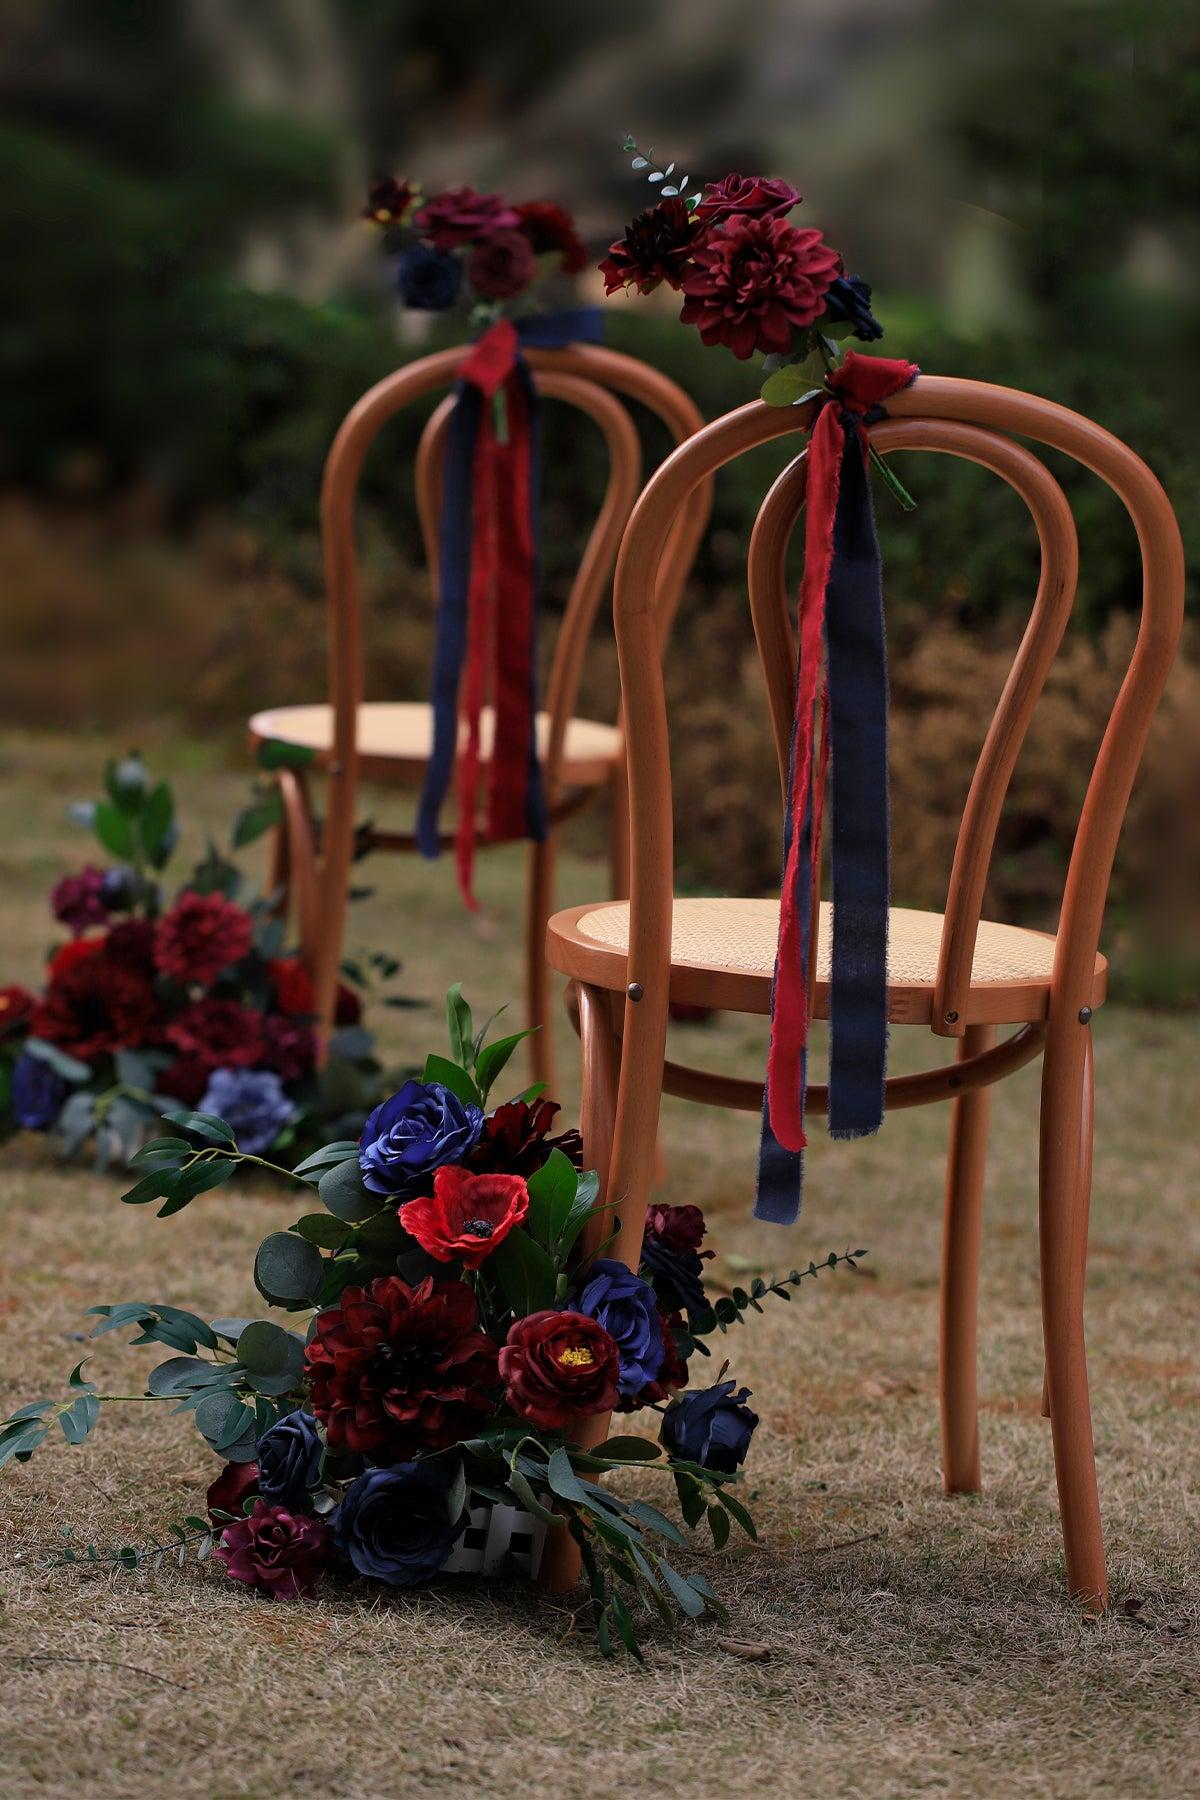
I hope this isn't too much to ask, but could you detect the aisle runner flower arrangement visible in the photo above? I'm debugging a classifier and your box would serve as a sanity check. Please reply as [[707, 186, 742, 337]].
[[0, 751, 404, 1170], [1, 988, 863, 1659]]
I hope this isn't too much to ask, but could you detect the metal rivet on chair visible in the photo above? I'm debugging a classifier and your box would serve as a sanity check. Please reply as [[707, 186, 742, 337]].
[[626, 981, 644, 1002], [1078, 1005, 1093, 1024], [944, 1009, 959, 1024]]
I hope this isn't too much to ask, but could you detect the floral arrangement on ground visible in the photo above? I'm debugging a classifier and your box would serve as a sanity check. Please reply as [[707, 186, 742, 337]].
[[0, 747, 409, 1171], [2, 987, 864, 1659]]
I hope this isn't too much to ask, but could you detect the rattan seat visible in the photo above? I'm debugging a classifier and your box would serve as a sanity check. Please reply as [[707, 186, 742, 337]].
[[547, 896, 1107, 1024]]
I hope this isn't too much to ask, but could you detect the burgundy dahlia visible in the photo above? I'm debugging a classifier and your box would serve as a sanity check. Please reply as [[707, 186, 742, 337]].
[[51, 866, 109, 935], [31, 949, 162, 1062], [470, 1097, 582, 1176], [305, 1276, 498, 1459], [679, 215, 841, 359], [154, 891, 254, 986], [694, 172, 802, 223], [363, 175, 419, 228], [467, 228, 538, 300], [514, 200, 588, 274], [258, 1012, 317, 1084], [215, 1501, 330, 1601], [599, 196, 707, 295], [167, 997, 263, 1070], [414, 186, 519, 249]]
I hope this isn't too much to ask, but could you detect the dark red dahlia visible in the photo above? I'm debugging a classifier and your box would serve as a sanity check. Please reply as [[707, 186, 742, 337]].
[[363, 175, 419, 228], [258, 1013, 316, 1084], [694, 173, 802, 224], [0, 985, 36, 1037], [470, 1097, 582, 1177], [31, 948, 163, 1062], [158, 1055, 212, 1107], [305, 1275, 498, 1459], [414, 186, 519, 249], [617, 1309, 689, 1412], [166, 997, 264, 1070], [154, 891, 254, 986], [215, 1500, 330, 1601], [599, 196, 708, 295], [514, 200, 588, 274], [679, 216, 841, 358], [467, 229, 538, 300]]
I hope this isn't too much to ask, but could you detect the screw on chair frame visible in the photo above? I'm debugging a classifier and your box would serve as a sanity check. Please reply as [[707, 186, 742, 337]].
[[260, 343, 711, 1088], [538, 377, 1184, 1605]]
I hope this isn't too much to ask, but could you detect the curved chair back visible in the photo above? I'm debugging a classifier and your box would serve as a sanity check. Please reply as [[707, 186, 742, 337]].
[[604, 378, 1183, 1189], [312, 342, 712, 1017]]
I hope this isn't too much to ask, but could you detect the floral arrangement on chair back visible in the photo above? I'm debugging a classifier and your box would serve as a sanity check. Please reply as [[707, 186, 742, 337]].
[[0, 748, 402, 1170], [1, 984, 864, 1658]]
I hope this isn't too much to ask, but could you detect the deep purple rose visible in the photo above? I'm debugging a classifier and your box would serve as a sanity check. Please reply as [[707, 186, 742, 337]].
[[565, 1258, 664, 1398], [359, 1079, 484, 1199], [199, 1067, 296, 1156], [50, 866, 109, 935], [822, 273, 884, 342], [661, 1380, 759, 1473], [10, 1053, 68, 1130], [215, 1500, 330, 1600], [396, 242, 463, 311], [255, 1410, 324, 1509], [333, 1463, 466, 1587]]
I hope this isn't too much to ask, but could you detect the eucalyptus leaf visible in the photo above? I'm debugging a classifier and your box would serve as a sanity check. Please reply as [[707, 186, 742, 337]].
[[317, 1156, 381, 1223], [253, 1231, 324, 1306]]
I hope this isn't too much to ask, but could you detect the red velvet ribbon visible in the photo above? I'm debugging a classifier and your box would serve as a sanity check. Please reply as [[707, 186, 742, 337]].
[[765, 352, 919, 1153]]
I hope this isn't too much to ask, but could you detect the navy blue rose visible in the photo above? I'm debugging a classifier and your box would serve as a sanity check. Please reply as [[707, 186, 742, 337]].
[[566, 1258, 665, 1398], [333, 1463, 466, 1587], [359, 1079, 484, 1199], [255, 1409, 324, 1509], [11, 1053, 68, 1131], [640, 1235, 712, 1324], [397, 243, 463, 312], [199, 1067, 296, 1157], [661, 1380, 759, 1473], [822, 274, 883, 342]]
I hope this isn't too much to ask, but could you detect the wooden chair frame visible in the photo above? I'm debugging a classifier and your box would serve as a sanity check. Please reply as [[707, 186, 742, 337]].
[[540, 377, 1184, 1605], [257, 343, 711, 1087]]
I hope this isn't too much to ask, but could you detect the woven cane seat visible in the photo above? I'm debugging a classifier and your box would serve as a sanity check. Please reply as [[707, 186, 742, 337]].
[[248, 702, 620, 786], [546, 897, 1107, 1025]]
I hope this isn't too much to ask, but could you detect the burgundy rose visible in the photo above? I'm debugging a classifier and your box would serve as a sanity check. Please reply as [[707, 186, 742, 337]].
[[51, 866, 108, 935], [0, 985, 36, 1037], [414, 186, 519, 249], [680, 215, 841, 359], [645, 1202, 712, 1260], [215, 1501, 330, 1600], [206, 1459, 259, 1523], [154, 891, 254, 986], [31, 948, 163, 1062], [514, 200, 587, 274], [158, 1055, 211, 1107], [599, 196, 708, 295], [259, 1012, 316, 1084], [470, 1097, 582, 1176], [467, 229, 538, 300], [167, 997, 264, 1070], [499, 1310, 620, 1431], [305, 1275, 498, 1459], [695, 173, 802, 223], [617, 1310, 689, 1412], [399, 1166, 529, 1269], [363, 175, 419, 228]]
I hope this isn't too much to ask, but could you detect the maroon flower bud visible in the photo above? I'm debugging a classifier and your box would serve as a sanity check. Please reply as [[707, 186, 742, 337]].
[[363, 176, 419, 228]]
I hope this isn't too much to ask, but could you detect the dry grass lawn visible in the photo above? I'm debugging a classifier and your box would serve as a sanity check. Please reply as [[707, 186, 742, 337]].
[[1, 732, 1198, 1799]]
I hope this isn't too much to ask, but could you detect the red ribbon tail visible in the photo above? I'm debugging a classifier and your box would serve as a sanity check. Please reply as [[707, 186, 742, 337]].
[[486, 369, 536, 843], [454, 406, 500, 909]]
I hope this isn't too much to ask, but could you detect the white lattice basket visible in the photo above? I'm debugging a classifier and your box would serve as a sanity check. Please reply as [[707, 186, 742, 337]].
[[443, 1497, 547, 1580]]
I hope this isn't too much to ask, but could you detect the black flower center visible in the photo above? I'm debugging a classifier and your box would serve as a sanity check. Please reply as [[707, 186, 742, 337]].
[[371, 1340, 434, 1384], [463, 1218, 495, 1239]]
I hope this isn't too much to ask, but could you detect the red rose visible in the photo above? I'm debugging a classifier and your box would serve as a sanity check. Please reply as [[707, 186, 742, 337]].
[[215, 1500, 330, 1600], [467, 229, 538, 300], [267, 956, 361, 1025], [0, 985, 36, 1037], [499, 1310, 620, 1431], [167, 996, 263, 1070], [645, 1202, 711, 1260], [617, 1310, 689, 1412], [363, 175, 418, 228], [694, 173, 802, 223], [305, 1275, 498, 1459], [158, 1055, 211, 1107], [259, 1013, 316, 1084], [514, 200, 587, 274], [680, 215, 841, 359], [599, 196, 708, 296], [154, 891, 254, 986], [206, 1459, 259, 1523], [47, 936, 104, 983], [414, 186, 519, 249], [470, 1097, 582, 1176], [32, 947, 163, 1062], [399, 1166, 529, 1268]]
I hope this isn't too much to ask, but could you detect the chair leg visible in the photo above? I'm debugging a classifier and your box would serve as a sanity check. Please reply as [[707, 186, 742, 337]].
[[536, 982, 621, 1597], [275, 769, 320, 968], [1042, 1030, 1093, 1418], [939, 1021, 996, 1495], [525, 835, 557, 1093], [1040, 1015, 1106, 1609], [312, 761, 356, 1053]]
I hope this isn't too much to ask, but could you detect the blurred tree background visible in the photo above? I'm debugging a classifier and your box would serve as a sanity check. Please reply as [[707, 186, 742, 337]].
[[0, 0, 1196, 992]]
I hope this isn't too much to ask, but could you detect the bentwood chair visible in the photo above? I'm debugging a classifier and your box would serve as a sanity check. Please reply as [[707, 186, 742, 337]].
[[540, 378, 1183, 1606], [250, 344, 710, 1087]]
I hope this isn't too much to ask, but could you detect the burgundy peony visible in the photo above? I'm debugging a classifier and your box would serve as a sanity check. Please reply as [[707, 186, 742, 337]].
[[617, 1310, 689, 1412], [694, 172, 802, 223], [0, 985, 36, 1037], [470, 1097, 582, 1176], [154, 891, 254, 986], [215, 1500, 330, 1600], [467, 229, 538, 300], [363, 175, 419, 227], [645, 1201, 712, 1260], [305, 1275, 498, 1459], [206, 1459, 259, 1522], [167, 997, 264, 1070], [514, 200, 588, 274], [51, 866, 109, 935], [414, 186, 519, 248], [32, 947, 162, 1062], [599, 197, 708, 295], [680, 215, 841, 359], [499, 1309, 620, 1430], [259, 1012, 317, 1084], [399, 1166, 529, 1269]]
